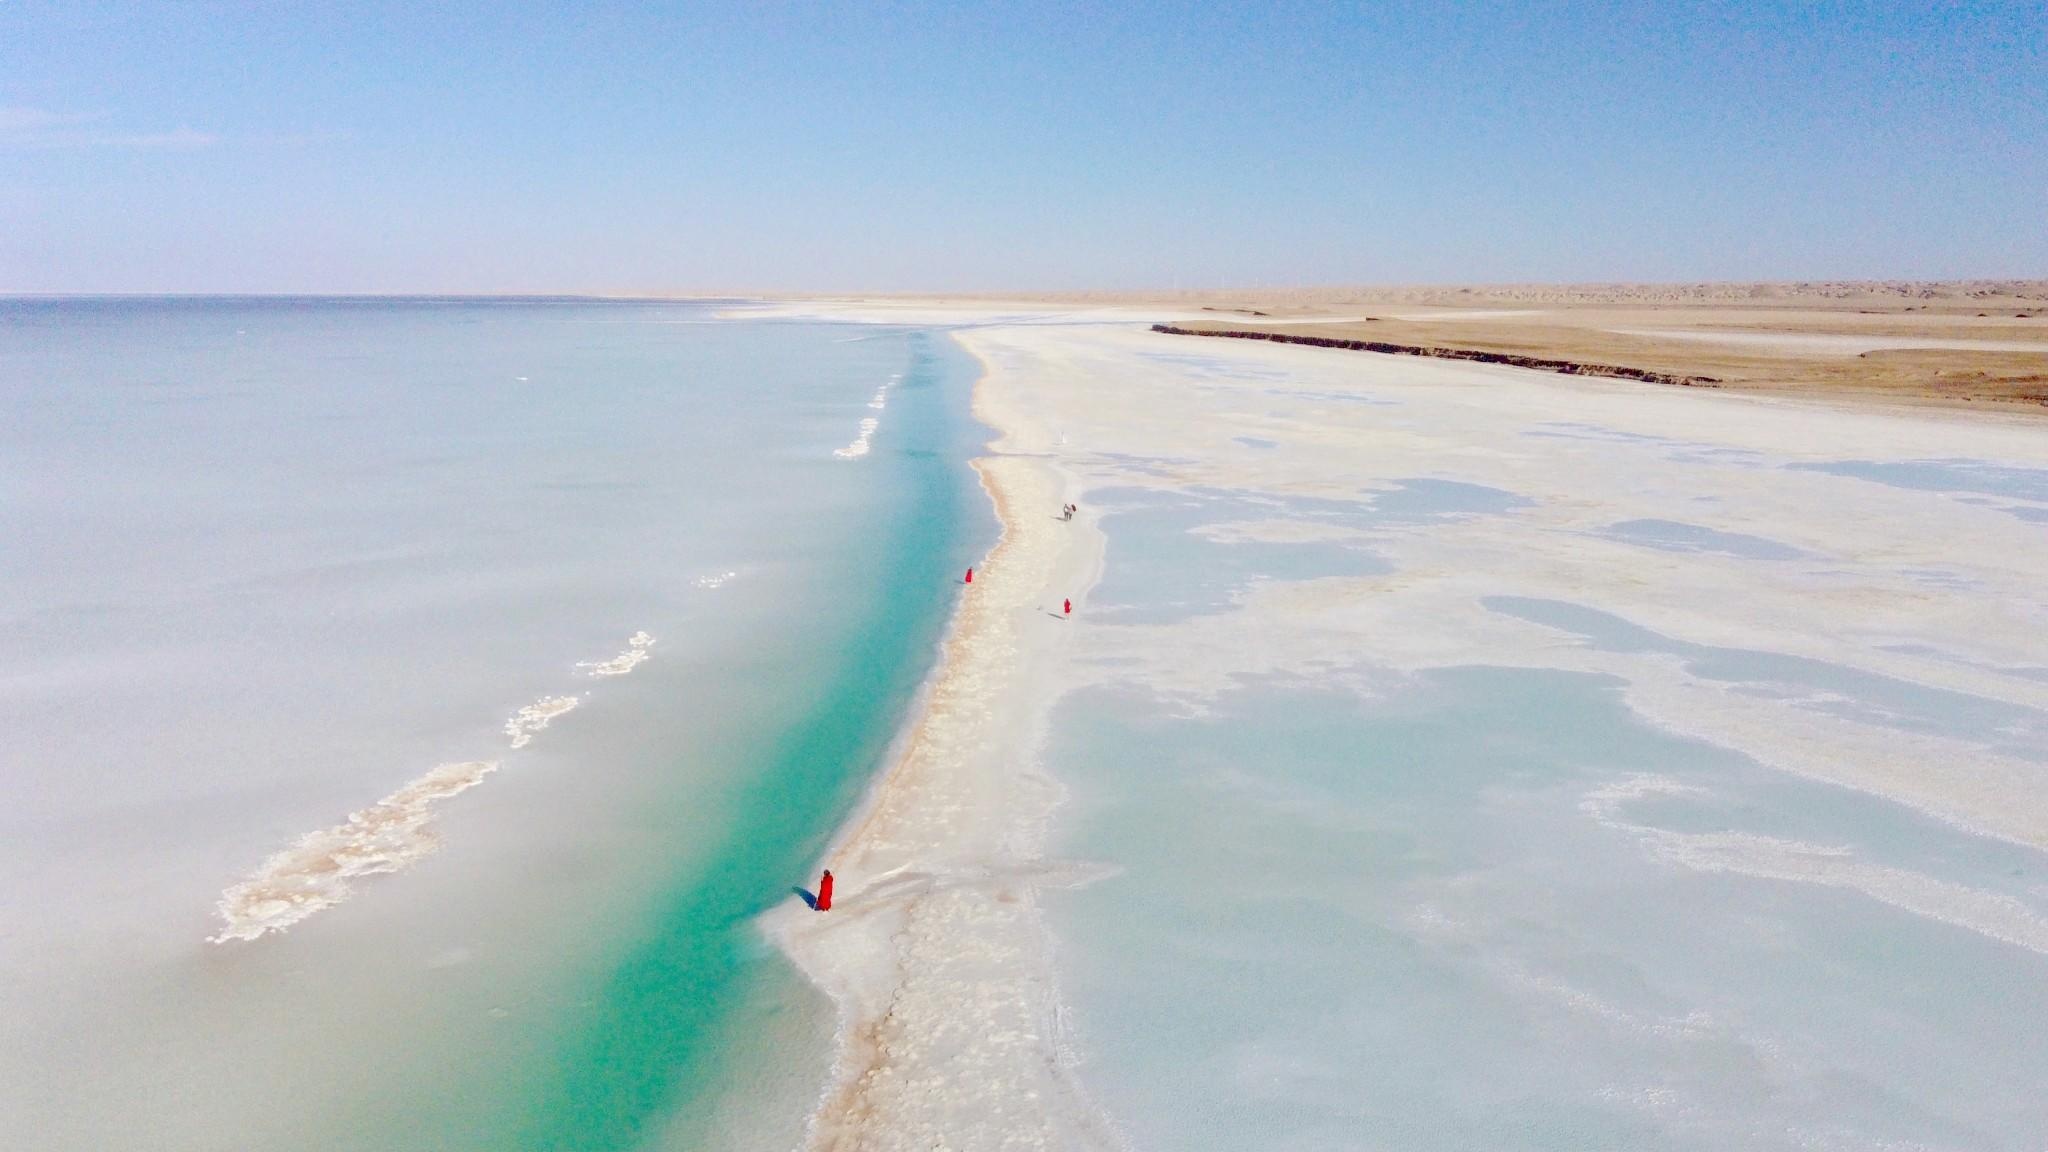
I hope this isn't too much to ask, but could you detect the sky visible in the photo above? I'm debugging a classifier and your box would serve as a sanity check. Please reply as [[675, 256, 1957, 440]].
[[2, 1, 2043, 293]]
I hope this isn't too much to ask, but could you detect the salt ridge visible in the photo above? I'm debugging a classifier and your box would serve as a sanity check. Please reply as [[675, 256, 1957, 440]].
[[209, 760, 499, 943], [211, 631, 657, 943], [577, 631, 656, 677], [833, 374, 900, 459], [504, 694, 580, 748]]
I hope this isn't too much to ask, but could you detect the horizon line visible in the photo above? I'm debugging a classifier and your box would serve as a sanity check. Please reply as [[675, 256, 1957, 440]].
[[6, 277, 2048, 303]]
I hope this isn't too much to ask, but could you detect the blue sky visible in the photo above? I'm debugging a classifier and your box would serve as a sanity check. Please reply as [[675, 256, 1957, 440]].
[[2, 1, 2042, 293]]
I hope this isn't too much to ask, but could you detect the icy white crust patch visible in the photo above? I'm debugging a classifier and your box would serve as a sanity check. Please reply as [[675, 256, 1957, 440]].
[[696, 570, 738, 590], [1585, 776, 2048, 956], [833, 374, 899, 459], [504, 695, 580, 748], [209, 760, 498, 943], [577, 631, 655, 677]]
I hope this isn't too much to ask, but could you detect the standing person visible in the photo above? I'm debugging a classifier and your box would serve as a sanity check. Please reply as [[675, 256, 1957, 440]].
[[1063, 598, 1071, 615], [816, 869, 834, 912]]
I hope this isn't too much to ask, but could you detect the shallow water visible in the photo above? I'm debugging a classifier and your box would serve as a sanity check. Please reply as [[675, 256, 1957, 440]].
[[1787, 458, 2048, 525], [1486, 596, 2048, 759], [1087, 479, 1528, 626], [1596, 518, 1809, 560], [0, 298, 992, 1150], [1087, 488, 1388, 625], [1048, 668, 2048, 1151]]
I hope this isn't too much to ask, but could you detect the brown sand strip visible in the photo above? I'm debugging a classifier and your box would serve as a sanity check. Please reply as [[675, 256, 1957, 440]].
[[1152, 323, 1722, 388]]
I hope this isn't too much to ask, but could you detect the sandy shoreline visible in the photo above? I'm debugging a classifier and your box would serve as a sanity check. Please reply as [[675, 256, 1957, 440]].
[[764, 336, 1115, 1150]]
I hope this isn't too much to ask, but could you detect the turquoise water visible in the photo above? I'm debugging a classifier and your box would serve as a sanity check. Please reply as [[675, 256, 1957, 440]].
[[0, 299, 992, 1150], [502, 329, 991, 1152]]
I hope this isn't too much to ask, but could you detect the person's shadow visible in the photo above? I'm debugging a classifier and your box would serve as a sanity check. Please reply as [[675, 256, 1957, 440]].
[[791, 885, 819, 910]]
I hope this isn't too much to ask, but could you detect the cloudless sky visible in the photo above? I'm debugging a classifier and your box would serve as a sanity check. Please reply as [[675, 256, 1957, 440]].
[[2, 1, 2043, 293]]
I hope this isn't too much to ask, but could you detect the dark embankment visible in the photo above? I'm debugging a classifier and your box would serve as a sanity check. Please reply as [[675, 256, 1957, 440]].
[[1152, 324, 1722, 388]]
